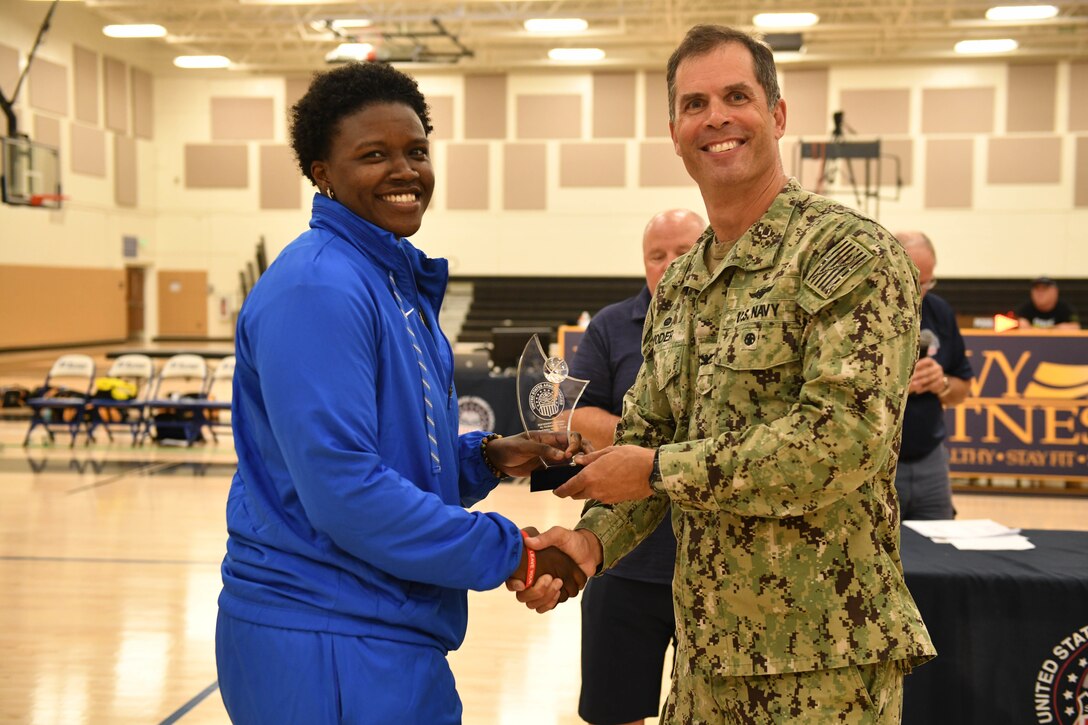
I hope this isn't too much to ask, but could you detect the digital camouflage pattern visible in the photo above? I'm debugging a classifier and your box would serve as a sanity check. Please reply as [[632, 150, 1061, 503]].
[[662, 656, 906, 723], [577, 179, 936, 680]]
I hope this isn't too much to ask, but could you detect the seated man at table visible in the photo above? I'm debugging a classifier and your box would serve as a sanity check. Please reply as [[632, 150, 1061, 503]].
[[1016, 277, 1081, 330]]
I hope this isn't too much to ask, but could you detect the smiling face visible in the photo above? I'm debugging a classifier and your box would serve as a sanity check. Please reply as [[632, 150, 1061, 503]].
[[310, 102, 434, 239], [669, 42, 786, 197]]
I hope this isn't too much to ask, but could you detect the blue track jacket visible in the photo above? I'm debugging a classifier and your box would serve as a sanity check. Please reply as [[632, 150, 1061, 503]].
[[219, 194, 523, 652]]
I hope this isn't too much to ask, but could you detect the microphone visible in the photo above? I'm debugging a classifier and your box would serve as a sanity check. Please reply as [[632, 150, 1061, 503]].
[[918, 329, 939, 360]]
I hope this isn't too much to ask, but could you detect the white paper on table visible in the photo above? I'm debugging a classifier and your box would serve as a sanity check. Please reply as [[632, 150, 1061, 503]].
[[948, 534, 1035, 551], [903, 518, 1020, 541]]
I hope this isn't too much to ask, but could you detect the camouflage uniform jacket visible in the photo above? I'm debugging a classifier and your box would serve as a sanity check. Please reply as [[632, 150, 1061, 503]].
[[577, 179, 936, 677]]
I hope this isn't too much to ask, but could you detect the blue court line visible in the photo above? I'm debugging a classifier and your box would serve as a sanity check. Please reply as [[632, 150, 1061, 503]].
[[159, 681, 220, 725], [0, 554, 219, 566]]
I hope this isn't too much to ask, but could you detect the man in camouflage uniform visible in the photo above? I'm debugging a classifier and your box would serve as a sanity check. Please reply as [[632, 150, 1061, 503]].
[[515, 24, 935, 723]]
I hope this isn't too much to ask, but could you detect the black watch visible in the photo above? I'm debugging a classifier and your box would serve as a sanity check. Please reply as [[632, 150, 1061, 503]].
[[648, 448, 664, 492]]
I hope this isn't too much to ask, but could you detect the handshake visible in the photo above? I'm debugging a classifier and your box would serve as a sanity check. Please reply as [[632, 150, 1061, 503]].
[[504, 526, 604, 613]]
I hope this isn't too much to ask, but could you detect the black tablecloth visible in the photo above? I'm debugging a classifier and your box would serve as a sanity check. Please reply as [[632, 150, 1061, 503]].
[[900, 528, 1088, 725], [454, 370, 520, 436]]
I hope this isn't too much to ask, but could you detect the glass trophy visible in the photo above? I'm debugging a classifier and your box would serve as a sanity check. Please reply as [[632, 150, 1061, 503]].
[[516, 334, 589, 491]]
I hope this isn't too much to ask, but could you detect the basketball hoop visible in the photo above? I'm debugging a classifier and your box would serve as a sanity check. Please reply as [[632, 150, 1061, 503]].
[[28, 193, 67, 207]]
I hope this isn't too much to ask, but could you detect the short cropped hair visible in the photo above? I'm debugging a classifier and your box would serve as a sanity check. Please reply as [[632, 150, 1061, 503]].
[[666, 25, 781, 122], [290, 62, 432, 186]]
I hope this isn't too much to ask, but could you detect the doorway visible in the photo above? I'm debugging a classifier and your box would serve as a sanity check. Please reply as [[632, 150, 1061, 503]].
[[125, 266, 145, 341]]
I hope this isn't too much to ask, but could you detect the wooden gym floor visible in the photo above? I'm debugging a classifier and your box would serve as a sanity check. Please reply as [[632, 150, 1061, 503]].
[[1, 346, 1086, 724]]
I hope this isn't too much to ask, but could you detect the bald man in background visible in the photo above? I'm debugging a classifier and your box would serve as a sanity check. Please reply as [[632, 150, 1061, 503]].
[[568, 209, 705, 725], [895, 231, 973, 520]]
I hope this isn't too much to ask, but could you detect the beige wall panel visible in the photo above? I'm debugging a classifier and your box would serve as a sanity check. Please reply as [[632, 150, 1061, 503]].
[[34, 115, 61, 149], [0, 43, 18, 100], [429, 95, 454, 139], [502, 143, 546, 210], [922, 87, 994, 134], [286, 77, 310, 109], [639, 142, 694, 187], [881, 138, 913, 187], [132, 68, 153, 139], [114, 134, 137, 207], [593, 72, 636, 138], [839, 89, 909, 134], [1069, 63, 1088, 132], [72, 46, 98, 124], [795, 156, 824, 192], [103, 57, 128, 133], [70, 124, 106, 177], [987, 137, 1060, 184], [1006, 64, 1056, 133], [1076, 137, 1088, 207], [259, 145, 301, 209], [518, 94, 581, 139], [212, 97, 274, 141], [925, 139, 972, 208], [158, 270, 209, 338], [464, 75, 506, 139], [782, 69, 828, 137], [28, 57, 67, 116], [185, 144, 248, 188], [644, 71, 669, 138], [0, 266, 125, 348], [445, 144, 489, 210], [559, 143, 625, 187]]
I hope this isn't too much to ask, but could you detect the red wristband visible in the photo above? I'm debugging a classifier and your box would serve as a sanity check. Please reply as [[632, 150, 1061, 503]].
[[521, 530, 536, 588]]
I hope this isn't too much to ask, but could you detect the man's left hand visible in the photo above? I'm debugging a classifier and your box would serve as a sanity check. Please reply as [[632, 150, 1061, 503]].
[[553, 445, 655, 502]]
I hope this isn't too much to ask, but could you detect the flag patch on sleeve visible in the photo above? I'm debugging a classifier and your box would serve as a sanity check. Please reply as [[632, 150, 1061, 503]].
[[805, 238, 873, 299]]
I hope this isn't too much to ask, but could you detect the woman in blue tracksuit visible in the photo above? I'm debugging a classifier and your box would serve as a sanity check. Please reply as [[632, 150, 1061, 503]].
[[215, 62, 587, 724]]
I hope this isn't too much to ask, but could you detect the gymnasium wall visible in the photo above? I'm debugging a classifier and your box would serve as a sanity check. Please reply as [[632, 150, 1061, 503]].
[[0, 265, 125, 348], [1, 3, 1086, 345]]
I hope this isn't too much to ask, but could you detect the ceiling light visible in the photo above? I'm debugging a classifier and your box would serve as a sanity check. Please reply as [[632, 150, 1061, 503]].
[[525, 18, 588, 33], [173, 55, 231, 69], [326, 43, 376, 62], [330, 18, 373, 30], [238, 0, 329, 5], [103, 24, 167, 38], [548, 48, 605, 62], [954, 38, 1019, 53], [984, 5, 1059, 20], [308, 18, 373, 32], [753, 13, 819, 28]]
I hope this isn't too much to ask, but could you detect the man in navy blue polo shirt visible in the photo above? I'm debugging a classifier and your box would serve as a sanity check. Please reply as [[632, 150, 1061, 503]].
[[568, 208, 705, 725], [894, 231, 974, 520]]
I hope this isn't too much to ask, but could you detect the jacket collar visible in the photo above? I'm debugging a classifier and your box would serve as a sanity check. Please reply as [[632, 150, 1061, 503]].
[[308, 193, 448, 305]]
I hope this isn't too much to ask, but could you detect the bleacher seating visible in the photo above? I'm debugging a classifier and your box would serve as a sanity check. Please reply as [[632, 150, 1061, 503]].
[[935, 278, 1088, 324], [451, 276, 1088, 344], [453, 276, 645, 344]]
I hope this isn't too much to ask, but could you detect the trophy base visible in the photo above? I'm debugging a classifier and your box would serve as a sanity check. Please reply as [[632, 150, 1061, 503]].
[[529, 464, 581, 492]]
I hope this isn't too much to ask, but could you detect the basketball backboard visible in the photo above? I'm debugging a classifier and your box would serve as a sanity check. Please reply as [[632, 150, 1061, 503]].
[[1, 135, 62, 208]]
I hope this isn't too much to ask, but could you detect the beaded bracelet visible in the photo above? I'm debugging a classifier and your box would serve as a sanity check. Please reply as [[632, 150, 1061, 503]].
[[480, 433, 506, 480], [520, 529, 536, 588]]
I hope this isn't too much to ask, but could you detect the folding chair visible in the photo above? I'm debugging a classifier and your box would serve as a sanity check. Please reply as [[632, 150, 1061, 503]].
[[84, 354, 156, 446], [23, 354, 96, 447], [139, 354, 209, 446], [193, 355, 235, 444]]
